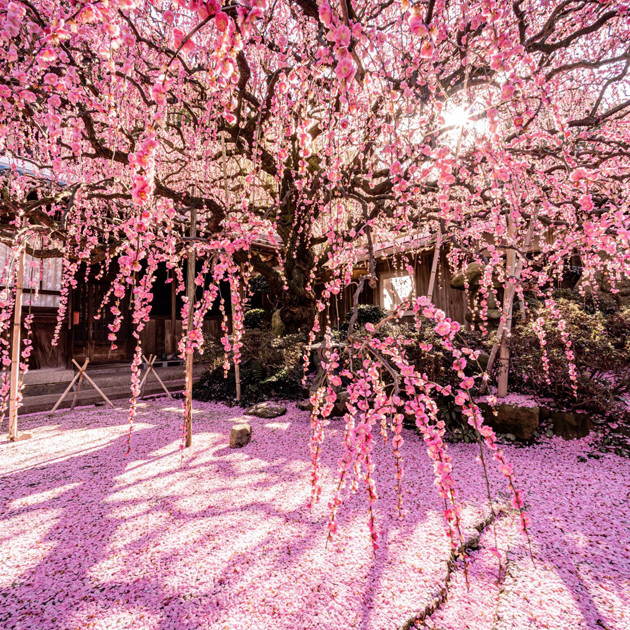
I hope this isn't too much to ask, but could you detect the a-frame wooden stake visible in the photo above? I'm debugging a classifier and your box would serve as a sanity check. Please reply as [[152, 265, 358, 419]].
[[49, 358, 115, 415], [139, 354, 173, 399]]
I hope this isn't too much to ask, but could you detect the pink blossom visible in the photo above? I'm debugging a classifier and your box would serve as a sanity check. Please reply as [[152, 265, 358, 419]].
[[408, 15, 428, 37], [579, 193, 594, 212], [215, 11, 229, 32], [335, 56, 356, 82]]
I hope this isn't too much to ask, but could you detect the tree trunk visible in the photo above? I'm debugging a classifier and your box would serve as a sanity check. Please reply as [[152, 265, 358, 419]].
[[265, 180, 318, 333]]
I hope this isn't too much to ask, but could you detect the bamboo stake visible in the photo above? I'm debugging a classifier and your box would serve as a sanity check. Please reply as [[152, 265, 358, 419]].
[[426, 225, 442, 301], [49, 358, 89, 415], [497, 214, 516, 398], [8, 249, 24, 441], [184, 206, 197, 448], [70, 359, 115, 408], [222, 134, 241, 403]]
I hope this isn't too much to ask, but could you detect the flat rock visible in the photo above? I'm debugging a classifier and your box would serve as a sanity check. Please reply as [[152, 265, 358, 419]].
[[246, 402, 287, 418], [296, 400, 312, 412], [552, 412, 590, 440], [479, 402, 539, 441], [332, 390, 349, 417], [230, 423, 252, 448]]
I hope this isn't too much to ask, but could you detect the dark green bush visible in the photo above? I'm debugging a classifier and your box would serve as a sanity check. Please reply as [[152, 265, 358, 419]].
[[244, 308, 269, 329], [193, 329, 309, 406], [347, 304, 387, 325], [249, 274, 271, 295], [509, 298, 630, 418]]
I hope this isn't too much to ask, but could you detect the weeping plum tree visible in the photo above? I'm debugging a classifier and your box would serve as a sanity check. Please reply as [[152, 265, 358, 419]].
[[1, 0, 630, 556]]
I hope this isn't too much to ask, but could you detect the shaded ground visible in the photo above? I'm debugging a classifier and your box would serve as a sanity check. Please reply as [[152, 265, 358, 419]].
[[0, 401, 628, 629]]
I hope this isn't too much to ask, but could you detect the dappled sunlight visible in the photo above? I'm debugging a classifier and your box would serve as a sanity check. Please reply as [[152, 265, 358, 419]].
[[1, 400, 629, 629]]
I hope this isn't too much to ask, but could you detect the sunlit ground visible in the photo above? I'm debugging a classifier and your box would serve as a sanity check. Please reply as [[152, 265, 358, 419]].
[[1, 400, 628, 629]]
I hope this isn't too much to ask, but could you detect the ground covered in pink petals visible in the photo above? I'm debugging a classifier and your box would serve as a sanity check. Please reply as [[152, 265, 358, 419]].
[[1, 400, 628, 630]]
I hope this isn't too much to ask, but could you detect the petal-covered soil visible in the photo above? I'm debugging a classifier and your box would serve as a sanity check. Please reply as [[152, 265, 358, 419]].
[[1, 400, 628, 630]]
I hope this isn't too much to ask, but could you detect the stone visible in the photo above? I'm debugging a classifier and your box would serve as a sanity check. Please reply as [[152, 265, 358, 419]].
[[479, 403, 539, 441], [297, 400, 312, 412], [230, 423, 251, 448], [332, 390, 349, 417], [551, 412, 590, 440], [271, 309, 285, 337], [246, 402, 287, 418], [451, 262, 487, 289]]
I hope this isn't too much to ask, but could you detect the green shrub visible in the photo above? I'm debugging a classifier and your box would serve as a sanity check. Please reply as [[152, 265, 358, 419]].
[[509, 298, 630, 418], [347, 304, 387, 325], [249, 274, 271, 295], [244, 308, 269, 329], [193, 329, 309, 406]]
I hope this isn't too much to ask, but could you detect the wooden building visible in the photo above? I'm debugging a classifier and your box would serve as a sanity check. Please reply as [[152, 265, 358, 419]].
[[0, 245, 226, 371], [323, 240, 468, 327]]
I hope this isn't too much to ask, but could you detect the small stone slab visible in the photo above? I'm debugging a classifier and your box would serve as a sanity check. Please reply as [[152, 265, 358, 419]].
[[246, 402, 287, 418], [230, 423, 252, 448], [552, 412, 590, 440], [332, 390, 349, 417], [479, 403, 539, 441], [296, 400, 312, 412]]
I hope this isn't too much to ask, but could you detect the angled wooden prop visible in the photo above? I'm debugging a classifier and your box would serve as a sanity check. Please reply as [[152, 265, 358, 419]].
[[139, 354, 173, 399], [49, 358, 115, 415]]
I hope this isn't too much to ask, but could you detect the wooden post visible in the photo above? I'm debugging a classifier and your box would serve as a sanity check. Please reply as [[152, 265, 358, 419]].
[[497, 214, 516, 398], [232, 280, 241, 403], [184, 206, 196, 448], [167, 269, 176, 357], [426, 225, 442, 301], [70, 368, 85, 410], [222, 134, 241, 403], [8, 249, 24, 441]]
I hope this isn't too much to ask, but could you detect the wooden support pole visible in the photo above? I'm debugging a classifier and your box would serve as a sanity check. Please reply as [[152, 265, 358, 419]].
[[49, 358, 115, 414], [426, 226, 442, 301], [483, 209, 539, 393], [168, 269, 176, 357], [70, 359, 115, 408], [232, 282, 241, 404], [184, 206, 197, 448], [222, 134, 241, 404], [70, 368, 85, 410], [497, 214, 516, 398], [8, 250, 25, 441]]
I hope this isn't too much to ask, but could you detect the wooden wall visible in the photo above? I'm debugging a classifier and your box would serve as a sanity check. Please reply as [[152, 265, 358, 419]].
[[319, 249, 468, 327], [138, 316, 222, 358], [413, 251, 467, 324], [26, 308, 68, 369]]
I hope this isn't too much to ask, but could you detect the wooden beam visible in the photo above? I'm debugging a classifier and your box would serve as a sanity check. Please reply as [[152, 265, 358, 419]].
[[8, 249, 25, 441], [426, 226, 442, 301], [184, 206, 196, 448], [497, 214, 516, 398]]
